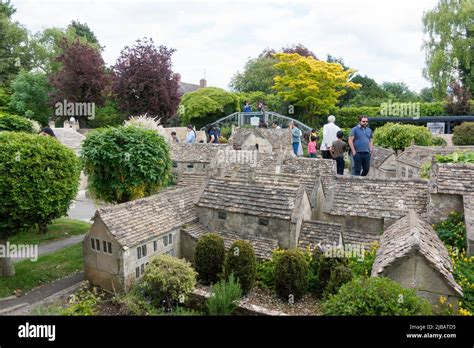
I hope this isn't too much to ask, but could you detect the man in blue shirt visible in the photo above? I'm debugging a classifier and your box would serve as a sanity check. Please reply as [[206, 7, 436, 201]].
[[348, 116, 373, 176], [243, 101, 252, 112]]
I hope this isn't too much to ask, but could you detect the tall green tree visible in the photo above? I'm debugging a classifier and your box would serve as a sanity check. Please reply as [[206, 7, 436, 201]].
[[9, 70, 52, 126], [229, 56, 278, 94], [381, 82, 419, 102], [423, 0, 474, 98], [0, 0, 31, 87], [67, 20, 99, 45]]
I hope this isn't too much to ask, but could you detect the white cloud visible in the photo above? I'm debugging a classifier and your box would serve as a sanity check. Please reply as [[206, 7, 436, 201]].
[[12, 0, 439, 92]]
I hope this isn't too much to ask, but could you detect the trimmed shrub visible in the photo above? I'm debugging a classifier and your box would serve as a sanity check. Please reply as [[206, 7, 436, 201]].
[[195, 233, 225, 285], [373, 123, 433, 152], [323, 277, 433, 315], [324, 265, 353, 296], [347, 242, 378, 278], [0, 132, 80, 238], [0, 112, 34, 133], [432, 136, 447, 146], [311, 247, 346, 296], [224, 240, 256, 294], [274, 249, 308, 302], [207, 273, 242, 315], [140, 254, 197, 310], [81, 125, 172, 203], [452, 123, 474, 146]]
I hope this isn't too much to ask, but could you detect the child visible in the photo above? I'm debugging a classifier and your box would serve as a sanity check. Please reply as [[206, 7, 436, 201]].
[[330, 131, 347, 175], [308, 135, 317, 158]]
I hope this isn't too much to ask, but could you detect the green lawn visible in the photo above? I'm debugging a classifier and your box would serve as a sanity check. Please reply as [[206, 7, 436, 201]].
[[8, 218, 91, 245], [0, 243, 83, 298]]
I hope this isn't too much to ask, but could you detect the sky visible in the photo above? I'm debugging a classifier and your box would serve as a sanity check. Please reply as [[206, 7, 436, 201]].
[[12, 0, 440, 92]]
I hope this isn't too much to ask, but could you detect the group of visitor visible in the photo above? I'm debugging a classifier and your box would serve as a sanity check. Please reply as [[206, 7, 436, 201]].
[[290, 115, 373, 176]]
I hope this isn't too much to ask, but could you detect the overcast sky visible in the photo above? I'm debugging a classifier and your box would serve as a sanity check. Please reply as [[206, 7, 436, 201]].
[[12, 0, 439, 92]]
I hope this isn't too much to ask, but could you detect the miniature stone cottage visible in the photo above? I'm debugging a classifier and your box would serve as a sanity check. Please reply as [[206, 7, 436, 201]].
[[372, 210, 463, 309]]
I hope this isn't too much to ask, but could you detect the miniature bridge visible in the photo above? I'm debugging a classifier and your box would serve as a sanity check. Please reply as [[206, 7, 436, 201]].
[[200, 111, 312, 132]]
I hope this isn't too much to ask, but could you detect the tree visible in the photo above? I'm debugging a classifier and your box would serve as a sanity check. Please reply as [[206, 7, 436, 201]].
[[447, 81, 472, 115], [230, 44, 318, 94], [9, 70, 52, 126], [0, 1, 31, 87], [80, 125, 172, 204], [229, 56, 278, 94], [0, 132, 80, 276], [423, 0, 474, 97], [178, 87, 239, 128], [381, 82, 419, 102], [338, 75, 389, 107], [49, 39, 108, 127], [0, 112, 34, 132], [419, 86, 437, 102], [272, 53, 361, 119], [67, 20, 99, 45], [112, 38, 180, 125]]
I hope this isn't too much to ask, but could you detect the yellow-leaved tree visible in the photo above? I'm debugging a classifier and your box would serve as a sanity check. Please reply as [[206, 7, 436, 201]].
[[272, 53, 361, 118]]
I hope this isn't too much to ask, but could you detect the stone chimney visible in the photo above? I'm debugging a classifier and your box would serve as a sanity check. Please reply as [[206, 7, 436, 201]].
[[200, 78, 207, 88]]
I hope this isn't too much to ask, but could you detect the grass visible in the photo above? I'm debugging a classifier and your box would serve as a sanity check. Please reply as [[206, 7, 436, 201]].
[[8, 218, 91, 245], [0, 243, 83, 298]]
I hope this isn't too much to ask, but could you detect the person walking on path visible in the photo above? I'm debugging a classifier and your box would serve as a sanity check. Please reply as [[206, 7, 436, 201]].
[[348, 116, 373, 176], [308, 135, 317, 158], [330, 131, 347, 175], [289, 121, 302, 156], [320, 115, 341, 159]]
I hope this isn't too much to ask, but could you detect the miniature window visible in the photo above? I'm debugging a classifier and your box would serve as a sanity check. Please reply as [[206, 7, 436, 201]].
[[142, 245, 147, 257], [172, 161, 178, 168], [187, 163, 194, 168], [163, 235, 169, 247], [258, 218, 269, 226], [91, 238, 95, 250], [103, 241, 107, 252], [137, 247, 142, 259], [107, 242, 112, 254], [153, 241, 158, 252], [218, 211, 227, 220], [135, 267, 140, 278], [96, 239, 101, 251], [140, 264, 145, 274], [401, 167, 406, 177], [168, 234, 172, 245], [407, 169, 413, 178]]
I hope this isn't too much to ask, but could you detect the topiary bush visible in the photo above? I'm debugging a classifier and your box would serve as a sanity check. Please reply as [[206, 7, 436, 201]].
[[195, 233, 225, 285], [373, 123, 433, 152], [81, 125, 172, 203], [452, 122, 474, 146], [0, 132, 80, 237], [207, 273, 242, 315], [0, 112, 34, 133], [324, 264, 353, 296], [431, 136, 447, 146], [311, 248, 346, 297], [274, 249, 308, 302], [224, 240, 256, 294], [140, 254, 197, 311], [323, 277, 433, 315]]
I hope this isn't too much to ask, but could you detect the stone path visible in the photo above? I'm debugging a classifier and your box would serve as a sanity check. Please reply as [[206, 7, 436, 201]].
[[0, 272, 84, 314], [13, 235, 85, 263]]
